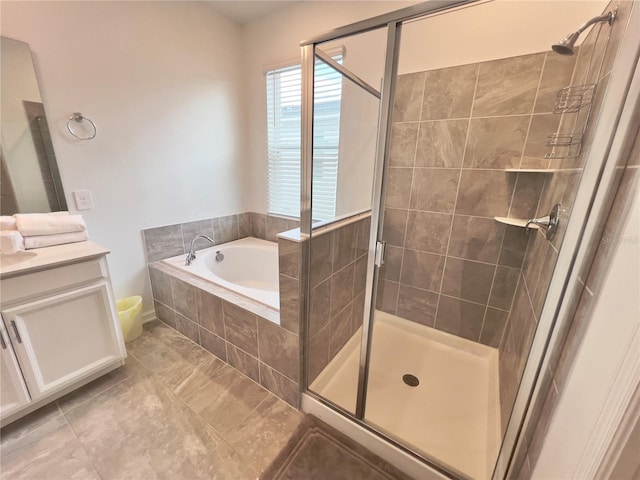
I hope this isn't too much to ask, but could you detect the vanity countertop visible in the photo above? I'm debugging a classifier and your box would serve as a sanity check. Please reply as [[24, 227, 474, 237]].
[[0, 241, 110, 279]]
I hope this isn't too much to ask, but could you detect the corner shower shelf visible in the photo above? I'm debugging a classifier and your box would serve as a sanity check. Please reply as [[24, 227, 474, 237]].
[[494, 217, 539, 229]]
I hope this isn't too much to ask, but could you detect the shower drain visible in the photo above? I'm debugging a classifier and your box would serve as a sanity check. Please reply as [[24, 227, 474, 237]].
[[402, 374, 419, 387]]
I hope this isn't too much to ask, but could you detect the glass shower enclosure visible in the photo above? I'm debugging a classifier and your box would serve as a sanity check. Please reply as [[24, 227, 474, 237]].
[[299, 1, 638, 479]]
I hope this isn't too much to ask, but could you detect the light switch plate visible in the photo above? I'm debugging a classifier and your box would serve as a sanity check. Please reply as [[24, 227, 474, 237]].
[[73, 190, 93, 210]]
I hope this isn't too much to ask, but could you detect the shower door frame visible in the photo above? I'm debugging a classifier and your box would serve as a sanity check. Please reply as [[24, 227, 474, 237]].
[[300, 1, 640, 479]]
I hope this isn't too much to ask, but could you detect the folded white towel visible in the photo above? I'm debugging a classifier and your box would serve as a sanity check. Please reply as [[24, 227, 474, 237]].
[[23, 231, 89, 250], [15, 213, 87, 237], [0, 231, 25, 254], [0, 216, 17, 231]]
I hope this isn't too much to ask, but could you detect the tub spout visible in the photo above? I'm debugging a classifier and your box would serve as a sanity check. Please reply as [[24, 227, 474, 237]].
[[186, 235, 214, 266]]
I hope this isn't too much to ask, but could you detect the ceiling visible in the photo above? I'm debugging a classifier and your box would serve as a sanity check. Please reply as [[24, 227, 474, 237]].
[[205, 1, 299, 25]]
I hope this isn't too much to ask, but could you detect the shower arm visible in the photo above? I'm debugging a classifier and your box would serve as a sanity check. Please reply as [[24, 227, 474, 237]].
[[572, 11, 614, 37]]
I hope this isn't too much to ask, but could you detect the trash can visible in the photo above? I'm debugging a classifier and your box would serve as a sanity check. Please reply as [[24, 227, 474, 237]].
[[117, 296, 143, 343]]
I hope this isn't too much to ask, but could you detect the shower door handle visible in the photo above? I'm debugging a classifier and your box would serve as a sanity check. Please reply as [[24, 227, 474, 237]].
[[374, 241, 387, 267]]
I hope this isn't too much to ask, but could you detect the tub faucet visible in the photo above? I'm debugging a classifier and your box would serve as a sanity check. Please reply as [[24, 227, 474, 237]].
[[185, 235, 214, 266]]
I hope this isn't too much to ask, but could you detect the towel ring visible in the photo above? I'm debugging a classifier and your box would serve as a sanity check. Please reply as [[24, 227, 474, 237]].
[[67, 112, 97, 140]]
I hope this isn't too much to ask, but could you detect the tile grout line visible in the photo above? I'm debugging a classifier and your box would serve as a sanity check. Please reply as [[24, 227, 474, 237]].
[[59, 405, 106, 480]]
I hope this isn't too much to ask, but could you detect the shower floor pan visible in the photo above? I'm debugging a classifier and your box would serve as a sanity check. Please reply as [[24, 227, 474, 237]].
[[310, 310, 501, 480]]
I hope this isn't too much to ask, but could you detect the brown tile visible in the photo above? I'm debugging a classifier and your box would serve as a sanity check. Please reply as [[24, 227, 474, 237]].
[[522, 232, 547, 299], [381, 208, 408, 247], [258, 317, 299, 381], [456, 170, 511, 217], [251, 212, 267, 239], [278, 237, 299, 279], [154, 301, 176, 329], [181, 219, 214, 252], [409, 168, 459, 213], [259, 365, 300, 408], [389, 123, 418, 167], [309, 279, 331, 338], [227, 394, 303, 472], [441, 257, 495, 304], [421, 63, 478, 120], [464, 116, 529, 169], [279, 274, 300, 334], [415, 119, 468, 168], [330, 303, 353, 358], [376, 280, 398, 314], [480, 308, 508, 348], [435, 295, 484, 342], [308, 326, 330, 384], [351, 292, 365, 335], [149, 266, 173, 307], [379, 245, 402, 282], [385, 167, 413, 209], [353, 254, 368, 296], [213, 215, 239, 245], [509, 173, 546, 220], [532, 243, 559, 318], [143, 224, 184, 263], [473, 53, 545, 116], [534, 52, 577, 113], [176, 313, 199, 344], [171, 277, 196, 321], [332, 222, 357, 272], [266, 216, 289, 242], [510, 278, 536, 354], [354, 216, 371, 257], [396, 285, 438, 327], [199, 327, 227, 362], [448, 215, 503, 263], [310, 231, 333, 287], [227, 344, 259, 383], [499, 226, 529, 268], [400, 249, 445, 292], [489, 266, 520, 310], [223, 301, 258, 357], [196, 289, 224, 337], [522, 114, 561, 163], [405, 210, 452, 254], [330, 263, 354, 317], [393, 72, 425, 122], [238, 213, 251, 238]]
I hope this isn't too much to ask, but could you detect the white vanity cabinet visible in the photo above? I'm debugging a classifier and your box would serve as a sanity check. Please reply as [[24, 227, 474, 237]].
[[0, 243, 126, 426]]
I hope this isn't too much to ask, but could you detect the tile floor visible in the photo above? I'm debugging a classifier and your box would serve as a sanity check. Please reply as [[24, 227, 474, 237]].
[[1, 321, 304, 480]]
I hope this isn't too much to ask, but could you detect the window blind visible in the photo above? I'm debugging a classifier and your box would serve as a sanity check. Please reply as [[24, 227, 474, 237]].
[[266, 57, 342, 221]]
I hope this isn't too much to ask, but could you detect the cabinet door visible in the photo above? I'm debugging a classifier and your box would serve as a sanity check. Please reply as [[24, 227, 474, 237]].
[[2, 283, 122, 401], [0, 324, 31, 420]]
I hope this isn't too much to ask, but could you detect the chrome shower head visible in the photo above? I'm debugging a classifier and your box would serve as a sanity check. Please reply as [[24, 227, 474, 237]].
[[552, 11, 615, 56]]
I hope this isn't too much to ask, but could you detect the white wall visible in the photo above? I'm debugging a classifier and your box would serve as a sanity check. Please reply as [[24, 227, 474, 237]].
[[244, 0, 609, 216], [1, 1, 246, 312]]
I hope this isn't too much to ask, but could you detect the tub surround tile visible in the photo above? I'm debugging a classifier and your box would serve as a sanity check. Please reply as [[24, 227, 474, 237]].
[[473, 53, 545, 116], [171, 277, 197, 320], [259, 364, 300, 409], [421, 63, 478, 120], [376, 280, 399, 314], [310, 230, 334, 287], [143, 224, 184, 263], [199, 327, 227, 362], [196, 288, 225, 337], [499, 227, 529, 268], [396, 285, 438, 327], [278, 237, 299, 279], [534, 52, 577, 113], [223, 301, 259, 357], [332, 222, 357, 272], [226, 344, 260, 383], [522, 114, 561, 164], [251, 212, 267, 240], [490, 266, 520, 311], [480, 308, 508, 348], [441, 257, 495, 305], [385, 168, 413, 210], [351, 292, 365, 335], [308, 326, 331, 384], [400, 249, 444, 292], [379, 245, 402, 282], [389, 123, 418, 167], [415, 119, 468, 168], [448, 216, 502, 264], [154, 300, 176, 329], [330, 263, 355, 318], [330, 303, 353, 358], [278, 274, 300, 334], [309, 278, 331, 338], [382, 208, 408, 247], [405, 211, 452, 255], [258, 317, 299, 381], [393, 72, 425, 122], [238, 213, 251, 238], [266, 216, 289, 242], [456, 170, 511, 217], [435, 295, 485, 342], [149, 266, 173, 307], [213, 215, 240, 245], [353, 255, 368, 296], [175, 313, 200, 344], [181, 219, 214, 252], [509, 173, 546, 220]]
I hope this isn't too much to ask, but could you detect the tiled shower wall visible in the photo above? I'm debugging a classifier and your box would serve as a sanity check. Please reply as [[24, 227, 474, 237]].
[[378, 48, 576, 347], [498, 0, 630, 438]]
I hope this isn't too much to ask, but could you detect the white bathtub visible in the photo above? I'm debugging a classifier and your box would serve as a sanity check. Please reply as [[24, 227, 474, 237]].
[[162, 237, 280, 311]]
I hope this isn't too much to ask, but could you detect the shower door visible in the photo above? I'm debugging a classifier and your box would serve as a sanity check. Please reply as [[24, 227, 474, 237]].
[[302, 1, 638, 479]]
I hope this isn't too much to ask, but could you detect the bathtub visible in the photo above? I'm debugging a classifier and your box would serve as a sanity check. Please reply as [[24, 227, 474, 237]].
[[162, 237, 280, 311]]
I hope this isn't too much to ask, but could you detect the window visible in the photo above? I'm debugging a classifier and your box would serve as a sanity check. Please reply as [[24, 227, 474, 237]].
[[266, 57, 342, 220]]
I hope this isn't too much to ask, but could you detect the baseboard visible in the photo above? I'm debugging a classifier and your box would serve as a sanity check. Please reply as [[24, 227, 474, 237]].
[[142, 309, 156, 324]]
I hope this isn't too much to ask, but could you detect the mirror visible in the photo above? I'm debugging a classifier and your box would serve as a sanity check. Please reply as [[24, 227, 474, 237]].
[[1, 36, 67, 215]]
